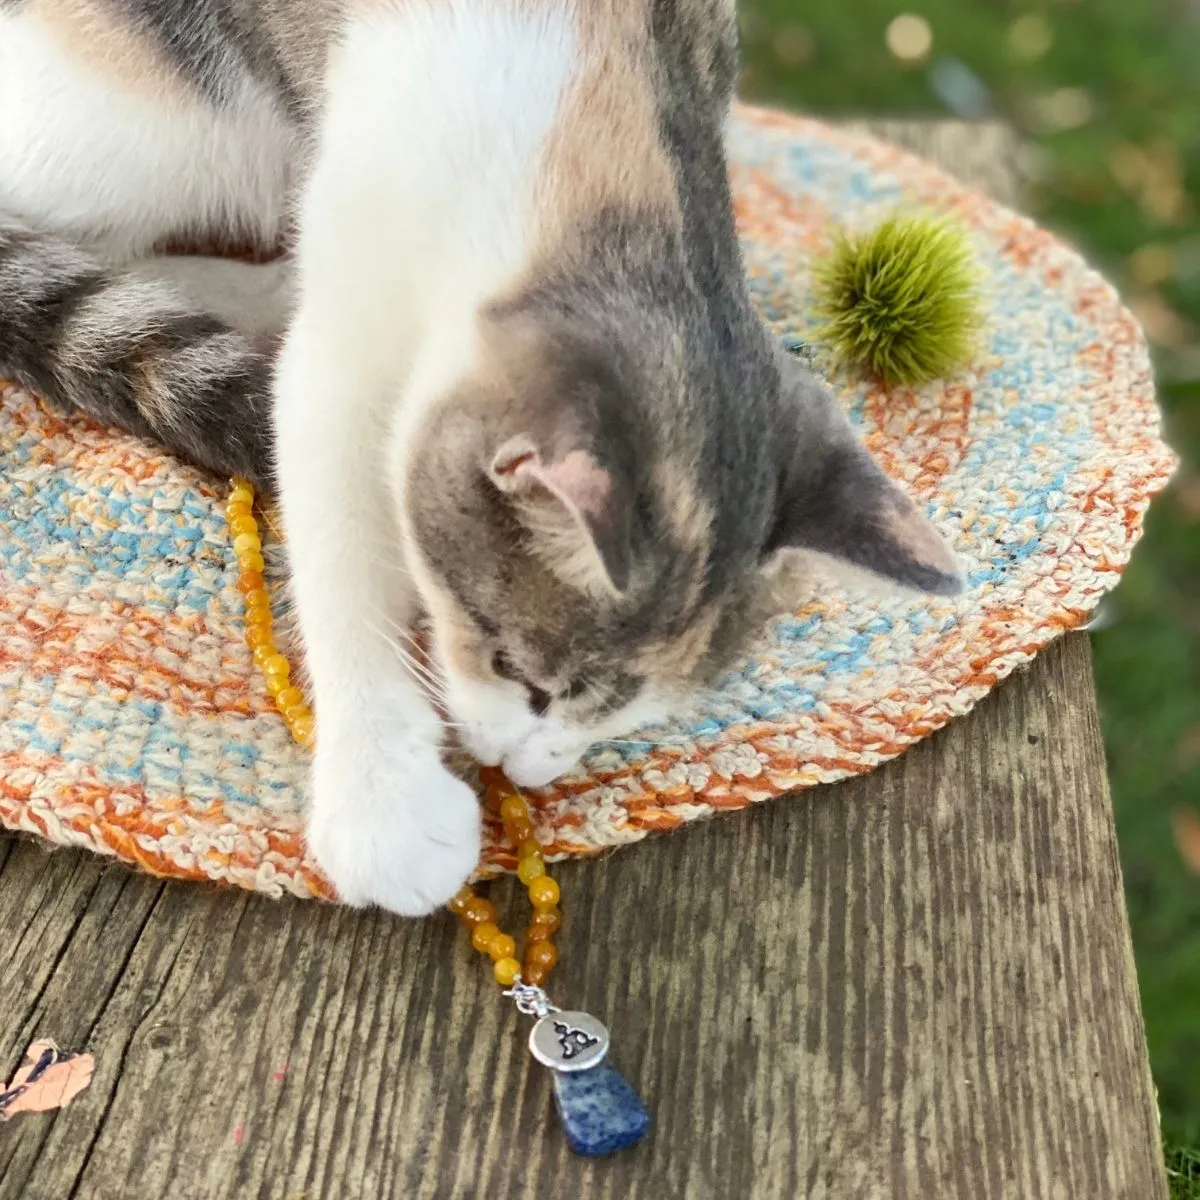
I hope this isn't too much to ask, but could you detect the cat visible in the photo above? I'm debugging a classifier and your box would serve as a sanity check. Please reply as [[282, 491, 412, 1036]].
[[0, 0, 963, 915]]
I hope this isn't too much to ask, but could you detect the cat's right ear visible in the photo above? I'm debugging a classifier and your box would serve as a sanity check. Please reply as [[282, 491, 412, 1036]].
[[476, 313, 639, 593], [487, 433, 633, 594]]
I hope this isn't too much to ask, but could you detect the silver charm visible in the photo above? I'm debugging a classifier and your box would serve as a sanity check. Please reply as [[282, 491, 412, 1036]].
[[529, 1011, 609, 1073], [502, 978, 649, 1156]]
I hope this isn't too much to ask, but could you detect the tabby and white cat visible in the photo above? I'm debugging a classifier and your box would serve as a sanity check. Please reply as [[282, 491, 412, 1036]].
[[0, 0, 962, 914]]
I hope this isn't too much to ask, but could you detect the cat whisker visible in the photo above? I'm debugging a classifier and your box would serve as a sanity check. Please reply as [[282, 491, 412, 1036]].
[[365, 604, 430, 654], [370, 603, 434, 658], [256, 503, 286, 542], [365, 616, 452, 706], [376, 615, 455, 701], [367, 553, 415, 579], [583, 680, 619, 712], [590, 734, 694, 749]]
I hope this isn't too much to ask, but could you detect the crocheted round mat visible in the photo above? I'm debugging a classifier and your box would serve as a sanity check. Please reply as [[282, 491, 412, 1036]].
[[0, 107, 1175, 900]]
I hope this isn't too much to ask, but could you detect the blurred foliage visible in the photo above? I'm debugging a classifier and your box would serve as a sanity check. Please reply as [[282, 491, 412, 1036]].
[[1168, 1143, 1200, 1200], [737, 0, 1200, 1160]]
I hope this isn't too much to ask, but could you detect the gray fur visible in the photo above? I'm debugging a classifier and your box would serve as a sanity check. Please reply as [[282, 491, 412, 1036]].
[[396, 1, 961, 711], [0, 0, 961, 721]]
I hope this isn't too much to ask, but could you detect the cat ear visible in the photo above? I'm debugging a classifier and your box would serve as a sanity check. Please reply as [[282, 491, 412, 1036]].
[[766, 362, 963, 596], [489, 434, 633, 593]]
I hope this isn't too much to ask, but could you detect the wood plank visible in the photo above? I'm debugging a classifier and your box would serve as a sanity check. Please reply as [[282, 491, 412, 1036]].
[[0, 122, 1166, 1199], [0, 637, 1164, 1199]]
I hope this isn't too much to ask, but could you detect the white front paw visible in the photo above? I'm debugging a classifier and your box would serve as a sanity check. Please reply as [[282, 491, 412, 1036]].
[[307, 739, 481, 916]]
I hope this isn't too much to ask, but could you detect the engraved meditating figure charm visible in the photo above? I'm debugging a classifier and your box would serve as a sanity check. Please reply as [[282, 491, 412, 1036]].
[[509, 984, 650, 1156], [554, 1021, 600, 1062]]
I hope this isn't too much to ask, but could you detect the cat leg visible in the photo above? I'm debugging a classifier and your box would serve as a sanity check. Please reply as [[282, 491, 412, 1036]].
[[0, 212, 277, 482], [273, 310, 482, 915]]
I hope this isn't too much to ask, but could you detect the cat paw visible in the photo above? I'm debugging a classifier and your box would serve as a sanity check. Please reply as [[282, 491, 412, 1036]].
[[307, 742, 481, 916]]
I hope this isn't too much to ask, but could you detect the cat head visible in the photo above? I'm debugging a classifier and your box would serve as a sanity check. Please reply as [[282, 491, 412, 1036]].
[[399, 309, 962, 789]]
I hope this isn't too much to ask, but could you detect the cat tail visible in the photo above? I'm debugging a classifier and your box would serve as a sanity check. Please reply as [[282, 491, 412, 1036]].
[[0, 214, 275, 485]]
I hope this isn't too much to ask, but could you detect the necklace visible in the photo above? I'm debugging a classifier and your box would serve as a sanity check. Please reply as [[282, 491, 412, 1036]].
[[225, 479, 650, 1156]]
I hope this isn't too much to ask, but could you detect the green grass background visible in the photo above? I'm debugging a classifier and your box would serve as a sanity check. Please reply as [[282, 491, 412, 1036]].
[[736, 1, 1199, 1190]]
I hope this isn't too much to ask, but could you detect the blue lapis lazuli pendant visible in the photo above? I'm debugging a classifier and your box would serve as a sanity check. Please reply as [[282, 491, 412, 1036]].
[[547, 1058, 651, 1156], [504, 985, 650, 1157]]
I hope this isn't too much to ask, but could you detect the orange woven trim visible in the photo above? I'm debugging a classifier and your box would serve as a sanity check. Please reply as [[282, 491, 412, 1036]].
[[0, 753, 333, 899]]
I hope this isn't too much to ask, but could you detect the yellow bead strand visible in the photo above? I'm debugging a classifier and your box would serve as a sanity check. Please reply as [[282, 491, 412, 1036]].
[[447, 784, 562, 986], [225, 479, 316, 750], [226, 480, 562, 992]]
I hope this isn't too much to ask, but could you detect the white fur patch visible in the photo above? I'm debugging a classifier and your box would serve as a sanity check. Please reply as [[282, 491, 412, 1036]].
[[0, 9, 294, 258], [277, 6, 581, 912], [501, 689, 672, 788], [132, 255, 295, 338]]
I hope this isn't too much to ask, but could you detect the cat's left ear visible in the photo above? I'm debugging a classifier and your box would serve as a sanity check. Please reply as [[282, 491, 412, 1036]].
[[765, 357, 964, 596], [489, 434, 633, 593]]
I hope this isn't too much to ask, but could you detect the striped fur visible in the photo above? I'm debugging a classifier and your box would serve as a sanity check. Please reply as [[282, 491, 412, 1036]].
[[0, 217, 275, 483]]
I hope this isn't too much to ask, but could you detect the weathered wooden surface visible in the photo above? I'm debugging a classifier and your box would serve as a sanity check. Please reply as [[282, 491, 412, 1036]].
[[0, 125, 1166, 1200]]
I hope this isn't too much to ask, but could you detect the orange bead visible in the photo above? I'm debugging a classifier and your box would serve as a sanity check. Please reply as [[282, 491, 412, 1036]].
[[275, 686, 306, 713], [226, 500, 253, 522], [507, 816, 536, 843], [493, 956, 521, 987], [253, 645, 275, 668], [448, 886, 475, 915], [461, 896, 496, 928], [229, 514, 258, 536], [516, 854, 545, 885], [479, 766, 508, 791], [499, 794, 529, 826], [517, 838, 542, 861], [232, 532, 261, 557], [245, 621, 271, 646], [245, 604, 271, 628], [530, 907, 561, 935], [237, 570, 265, 595], [262, 653, 290, 682], [471, 922, 501, 954], [522, 962, 548, 987], [525, 939, 558, 972], [242, 550, 266, 574], [528, 876, 560, 910], [228, 482, 254, 505], [487, 933, 516, 962]]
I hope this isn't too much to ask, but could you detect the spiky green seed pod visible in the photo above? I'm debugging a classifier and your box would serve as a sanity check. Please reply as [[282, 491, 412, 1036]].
[[810, 214, 981, 386]]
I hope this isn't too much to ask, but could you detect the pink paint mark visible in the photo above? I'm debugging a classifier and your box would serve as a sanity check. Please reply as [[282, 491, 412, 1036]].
[[273, 1064, 289, 1083], [232, 1124, 246, 1146]]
